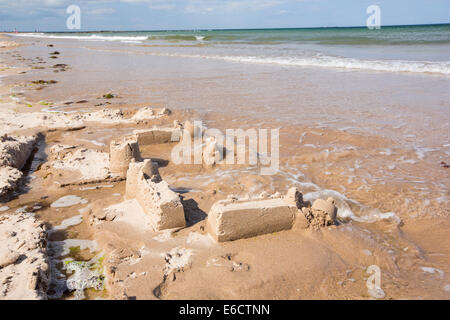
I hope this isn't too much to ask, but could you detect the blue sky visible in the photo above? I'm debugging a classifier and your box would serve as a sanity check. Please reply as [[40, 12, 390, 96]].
[[1, 0, 449, 31]]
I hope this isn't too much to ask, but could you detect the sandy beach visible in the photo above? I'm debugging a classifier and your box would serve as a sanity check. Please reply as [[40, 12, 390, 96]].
[[0, 32, 449, 300]]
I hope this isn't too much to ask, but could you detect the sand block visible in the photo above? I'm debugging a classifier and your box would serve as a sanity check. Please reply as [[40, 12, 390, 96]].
[[126, 160, 185, 231], [133, 128, 181, 146], [206, 198, 297, 242], [109, 138, 141, 177]]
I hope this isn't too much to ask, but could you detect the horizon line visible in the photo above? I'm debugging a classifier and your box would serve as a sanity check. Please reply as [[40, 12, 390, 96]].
[[6, 22, 450, 33]]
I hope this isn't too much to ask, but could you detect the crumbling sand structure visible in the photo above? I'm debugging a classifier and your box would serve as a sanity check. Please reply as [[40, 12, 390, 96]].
[[125, 159, 186, 231], [125, 159, 161, 198], [302, 197, 337, 229], [0, 211, 49, 299], [109, 138, 142, 178], [0, 134, 38, 198], [207, 187, 337, 242]]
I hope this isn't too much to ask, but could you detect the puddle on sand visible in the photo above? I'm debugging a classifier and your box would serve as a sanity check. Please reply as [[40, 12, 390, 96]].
[[50, 195, 88, 208], [48, 214, 83, 234]]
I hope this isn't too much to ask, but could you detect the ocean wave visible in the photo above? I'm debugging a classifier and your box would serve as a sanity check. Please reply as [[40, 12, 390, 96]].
[[10, 33, 148, 43], [11, 32, 212, 43], [148, 35, 210, 41], [11, 32, 234, 43], [157, 52, 450, 75], [218, 54, 450, 75]]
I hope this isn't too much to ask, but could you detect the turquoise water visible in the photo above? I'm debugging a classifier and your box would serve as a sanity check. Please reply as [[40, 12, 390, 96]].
[[11, 24, 450, 74], [39, 24, 450, 45]]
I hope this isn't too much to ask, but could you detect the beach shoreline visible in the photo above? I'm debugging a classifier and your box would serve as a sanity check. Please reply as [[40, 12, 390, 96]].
[[0, 34, 448, 300]]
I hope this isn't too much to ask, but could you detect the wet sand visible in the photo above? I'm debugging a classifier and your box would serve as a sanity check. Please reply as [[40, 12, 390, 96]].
[[0, 34, 449, 300]]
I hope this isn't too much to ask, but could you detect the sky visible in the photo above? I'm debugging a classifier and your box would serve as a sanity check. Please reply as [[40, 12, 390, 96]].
[[0, 0, 449, 31]]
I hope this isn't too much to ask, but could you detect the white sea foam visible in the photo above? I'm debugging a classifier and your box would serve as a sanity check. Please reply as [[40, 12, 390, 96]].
[[10, 33, 147, 43], [155, 52, 450, 75], [304, 189, 401, 224], [210, 54, 450, 75]]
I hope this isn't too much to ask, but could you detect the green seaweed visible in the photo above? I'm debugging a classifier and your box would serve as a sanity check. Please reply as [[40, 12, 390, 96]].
[[69, 246, 81, 255], [102, 93, 114, 99]]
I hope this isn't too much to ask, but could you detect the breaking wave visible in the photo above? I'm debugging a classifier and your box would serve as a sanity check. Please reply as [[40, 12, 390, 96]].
[[148, 51, 450, 75]]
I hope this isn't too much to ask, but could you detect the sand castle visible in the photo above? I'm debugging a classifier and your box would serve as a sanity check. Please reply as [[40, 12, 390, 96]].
[[108, 132, 185, 231], [108, 125, 337, 239]]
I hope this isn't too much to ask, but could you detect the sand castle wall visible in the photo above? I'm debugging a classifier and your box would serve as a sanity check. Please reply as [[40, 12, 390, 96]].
[[126, 159, 185, 231], [133, 128, 181, 146], [206, 197, 297, 242], [207, 188, 337, 242]]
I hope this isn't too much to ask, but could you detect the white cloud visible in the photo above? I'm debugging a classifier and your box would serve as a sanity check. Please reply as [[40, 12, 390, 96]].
[[185, 0, 287, 14]]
